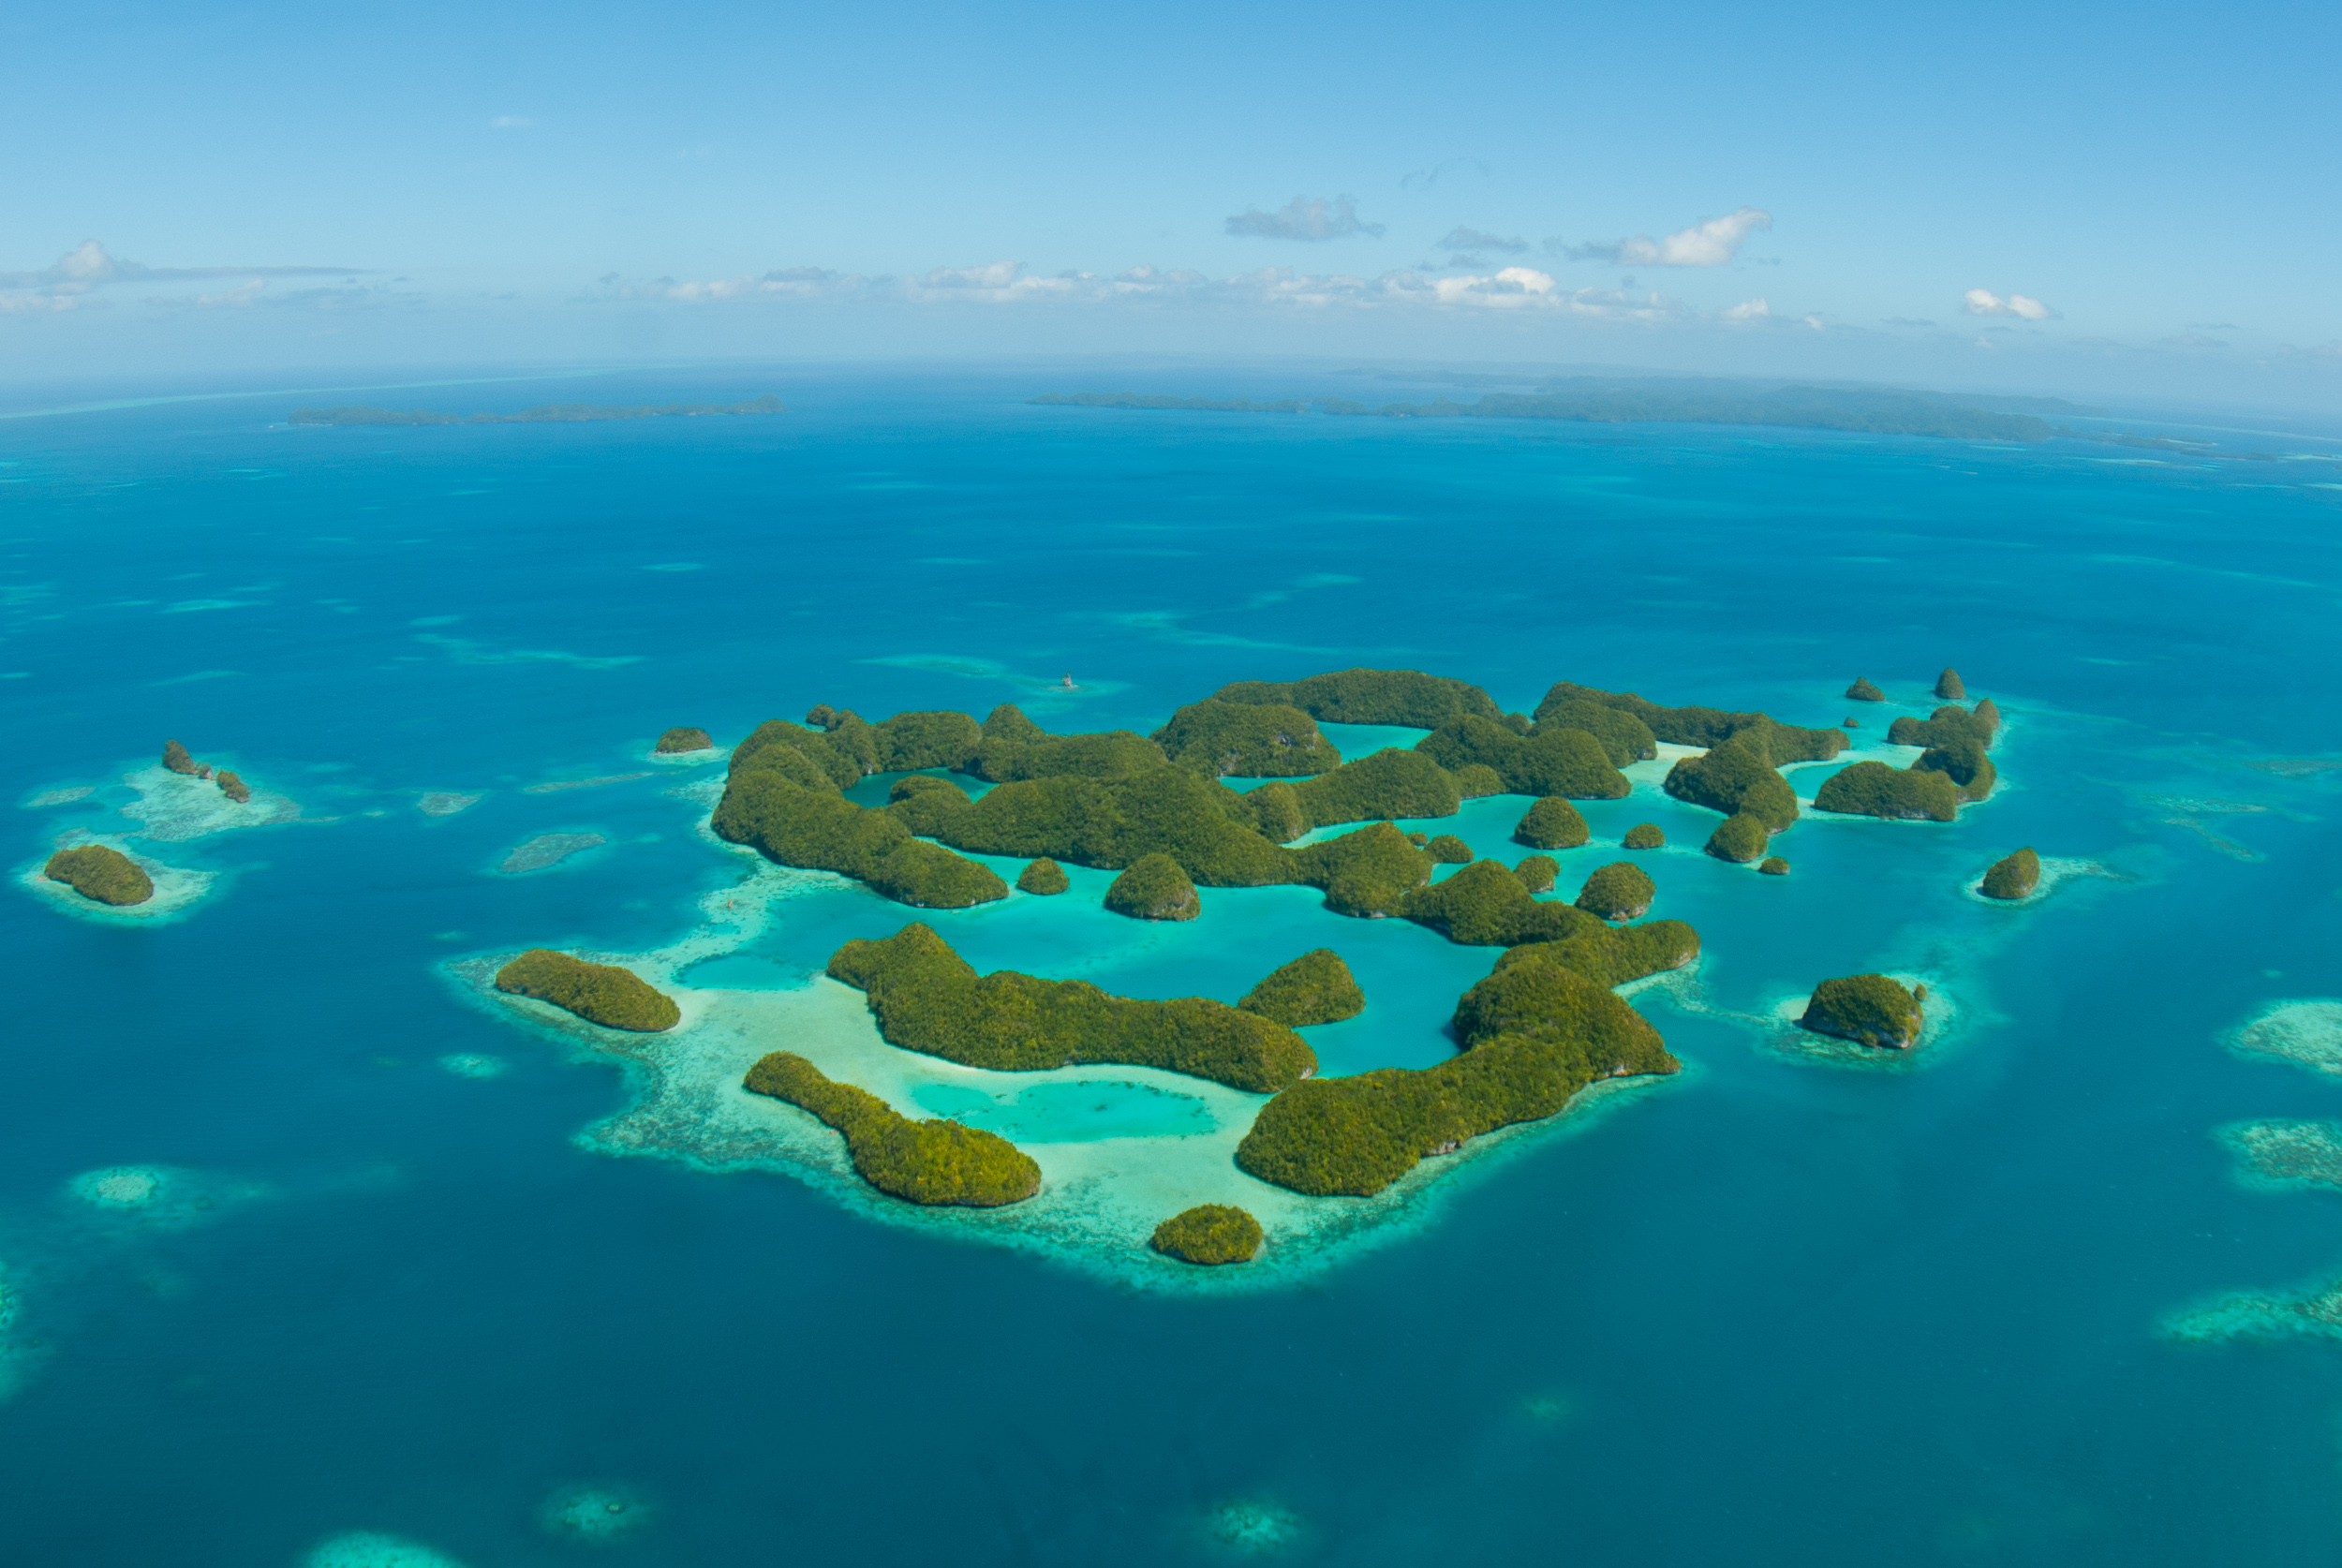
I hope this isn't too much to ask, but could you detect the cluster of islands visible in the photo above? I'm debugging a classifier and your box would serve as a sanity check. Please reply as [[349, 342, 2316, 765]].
[[479, 666, 2035, 1267], [36, 739, 256, 909]]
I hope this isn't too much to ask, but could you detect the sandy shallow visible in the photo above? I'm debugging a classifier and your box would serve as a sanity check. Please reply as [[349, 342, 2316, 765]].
[[2224, 998, 2342, 1079], [113, 762, 302, 840], [455, 862, 1673, 1291]]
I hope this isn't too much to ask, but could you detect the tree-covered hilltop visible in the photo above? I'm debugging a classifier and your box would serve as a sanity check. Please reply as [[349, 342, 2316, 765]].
[[1887, 703, 1997, 751], [1213, 668, 1505, 729], [1705, 812, 1771, 863], [1400, 859, 1597, 946], [1513, 854, 1559, 893], [1623, 822, 1665, 850], [1540, 682, 1846, 762], [215, 770, 251, 804], [827, 923, 1317, 1092], [1105, 853, 1200, 921], [1934, 669, 1966, 700], [1759, 856, 1790, 875], [1149, 1204, 1264, 1265], [1980, 847, 2041, 899], [743, 1051, 1040, 1207], [290, 395, 788, 426], [1812, 762, 1960, 821], [1284, 821, 1436, 916], [886, 763, 1294, 883], [714, 741, 1010, 908], [1527, 699, 1657, 766], [1235, 939, 1687, 1197], [1913, 737, 1997, 801], [1845, 677, 1885, 703], [1151, 698, 1343, 778], [965, 729, 1169, 783], [42, 844, 154, 906], [1239, 949, 1365, 1027], [655, 726, 715, 753], [496, 950, 681, 1032], [1799, 974, 1925, 1049], [1664, 734, 1801, 831], [1416, 716, 1629, 799], [1574, 862, 1656, 920], [1425, 834, 1473, 864], [1287, 747, 1462, 829], [1015, 857, 1071, 895]]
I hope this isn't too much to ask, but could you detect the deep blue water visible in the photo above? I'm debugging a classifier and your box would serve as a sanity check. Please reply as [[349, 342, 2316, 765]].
[[6, 365, 2342, 1565]]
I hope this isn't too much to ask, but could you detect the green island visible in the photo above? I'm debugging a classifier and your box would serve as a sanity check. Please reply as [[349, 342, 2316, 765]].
[[1239, 950, 1365, 1027], [656, 727, 715, 753], [1799, 974, 1925, 1049], [43, 844, 155, 906], [1416, 716, 1628, 798], [1151, 698, 1341, 777], [827, 923, 1315, 1092], [1934, 669, 1966, 700], [215, 770, 250, 804], [1845, 677, 1885, 702], [1758, 857, 1790, 876], [1212, 667, 1502, 729], [1015, 857, 1071, 895], [496, 949, 681, 1032], [1513, 854, 1559, 894], [289, 394, 787, 426], [743, 1051, 1040, 1206], [1106, 853, 1200, 921], [1150, 1204, 1264, 1265], [1813, 762, 1960, 821], [1425, 834, 1473, 865], [162, 738, 209, 777], [1887, 703, 1998, 750], [1513, 796, 1590, 850], [1980, 847, 2041, 899], [1575, 862, 1656, 920], [1623, 822, 1665, 850]]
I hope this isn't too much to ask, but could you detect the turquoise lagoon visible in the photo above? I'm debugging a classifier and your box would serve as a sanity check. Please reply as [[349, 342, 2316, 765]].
[[6, 366, 2342, 1562]]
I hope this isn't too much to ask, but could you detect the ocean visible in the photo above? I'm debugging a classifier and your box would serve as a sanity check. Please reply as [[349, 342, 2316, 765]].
[[5, 363, 2342, 1565]]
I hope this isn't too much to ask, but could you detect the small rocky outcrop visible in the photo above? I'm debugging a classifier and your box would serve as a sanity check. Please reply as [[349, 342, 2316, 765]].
[[1980, 847, 2041, 900], [1623, 822, 1665, 850], [1149, 1204, 1263, 1265], [1845, 677, 1885, 702], [43, 844, 155, 906], [496, 950, 680, 1031], [1800, 974, 1924, 1049], [1574, 862, 1655, 921], [215, 770, 251, 804], [1239, 949, 1364, 1028], [1104, 853, 1199, 921], [655, 727, 715, 753], [1758, 856, 1790, 876], [161, 739, 209, 777], [1934, 668, 1966, 700], [1015, 857, 1071, 895], [1514, 796, 1590, 851]]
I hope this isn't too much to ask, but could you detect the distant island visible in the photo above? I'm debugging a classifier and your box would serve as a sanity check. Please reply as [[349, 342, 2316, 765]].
[[290, 395, 786, 427]]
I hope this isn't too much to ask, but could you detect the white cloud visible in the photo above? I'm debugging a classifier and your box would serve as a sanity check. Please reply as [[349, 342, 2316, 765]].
[[193, 280, 266, 309], [1963, 288, 2054, 319], [1225, 196, 1386, 242], [1558, 208, 1772, 267], [1725, 298, 1771, 319], [1437, 227, 1528, 254], [0, 241, 361, 298]]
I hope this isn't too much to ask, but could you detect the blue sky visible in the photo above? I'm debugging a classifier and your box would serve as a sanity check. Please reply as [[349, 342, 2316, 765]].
[[5, 0, 2338, 403]]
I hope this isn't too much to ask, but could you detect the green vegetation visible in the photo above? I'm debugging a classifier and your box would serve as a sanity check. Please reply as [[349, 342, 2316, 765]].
[[981, 703, 1047, 744], [42, 845, 153, 906], [215, 770, 250, 804], [1239, 949, 1365, 1027], [290, 395, 788, 426], [1887, 703, 1997, 751], [1663, 735, 1801, 830], [162, 739, 203, 777], [1914, 738, 1997, 801], [966, 729, 1167, 783], [889, 776, 969, 806], [1514, 796, 1590, 851], [1934, 669, 1967, 700], [743, 1051, 1040, 1207], [1845, 677, 1885, 703], [1974, 698, 2003, 734], [1513, 854, 1559, 893], [1235, 942, 1682, 1197], [1758, 856, 1790, 876], [1285, 821, 1434, 916], [1149, 1205, 1263, 1265], [1499, 920, 1700, 989], [1812, 762, 1960, 821], [1246, 781, 1307, 843], [1016, 858, 1070, 895], [496, 949, 680, 1032], [1450, 763, 1506, 798], [715, 740, 1009, 908], [1539, 682, 1847, 762], [1425, 834, 1473, 865], [1417, 716, 1629, 799], [655, 727, 715, 753], [1623, 822, 1665, 850], [1151, 698, 1341, 777], [1706, 812, 1771, 863], [887, 763, 1291, 884], [1213, 668, 1504, 729], [1401, 860, 1599, 946], [1106, 853, 1200, 921], [827, 923, 1314, 1091], [1980, 847, 2041, 900], [1575, 862, 1656, 920], [1288, 748, 1460, 829], [1800, 974, 1924, 1049], [1527, 700, 1656, 766]]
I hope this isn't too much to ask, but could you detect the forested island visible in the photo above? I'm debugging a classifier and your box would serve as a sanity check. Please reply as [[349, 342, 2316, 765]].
[[482, 662, 1991, 1253], [290, 395, 786, 426]]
